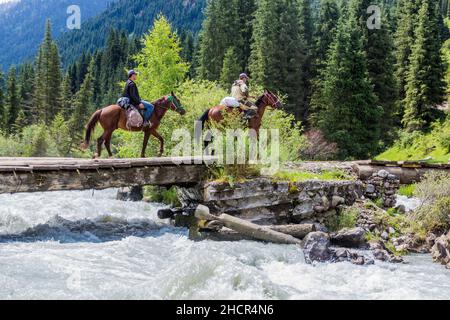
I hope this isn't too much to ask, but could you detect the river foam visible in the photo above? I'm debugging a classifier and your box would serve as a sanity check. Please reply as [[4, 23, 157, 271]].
[[0, 189, 449, 300]]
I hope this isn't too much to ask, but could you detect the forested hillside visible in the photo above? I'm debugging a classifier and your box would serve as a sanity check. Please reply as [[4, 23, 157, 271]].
[[0, 0, 449, 162], [57, 0, 206, 66], [0, 0, 111, 69]]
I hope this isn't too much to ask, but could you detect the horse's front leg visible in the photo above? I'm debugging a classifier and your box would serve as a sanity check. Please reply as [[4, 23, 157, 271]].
[[151, 130, 164, 157], [141, 130, 151, 158]]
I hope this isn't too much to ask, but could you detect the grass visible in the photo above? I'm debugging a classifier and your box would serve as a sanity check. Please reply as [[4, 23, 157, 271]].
[[273, 169, 353, 183], [326, 207, 359, 232], [398, 184, 417, 198], [144, 186, 181, 207], [376, 116, 450, 164]]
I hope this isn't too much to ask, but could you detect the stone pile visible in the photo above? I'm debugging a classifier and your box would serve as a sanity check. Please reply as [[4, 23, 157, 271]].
[[364, 170, 400, 208]]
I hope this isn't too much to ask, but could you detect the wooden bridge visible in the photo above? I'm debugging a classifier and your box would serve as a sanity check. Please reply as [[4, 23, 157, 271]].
[[0, 157, 216, 195]]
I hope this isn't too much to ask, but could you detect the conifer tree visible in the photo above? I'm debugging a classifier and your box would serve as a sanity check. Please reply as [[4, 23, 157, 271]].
[[135, 16, 189, 100], [311, 8, 382, 159], [220, 48, 241, 89], [0, 71, 5, 131], [5, 67, 20, 134], [60, 73, 73, 120], [250, 0, 307, 118], [403, 0, 446, 131], [33, 20, 63, 124], [18, 63, 35, 125], [314, 0, 340, 71], [394, 0, 420, 102]]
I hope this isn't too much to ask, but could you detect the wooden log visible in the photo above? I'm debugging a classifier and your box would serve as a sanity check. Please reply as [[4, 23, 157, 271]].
[[0, 165, 205, 194], [194, 205, 302, 245], [268, 224, 316, 239]]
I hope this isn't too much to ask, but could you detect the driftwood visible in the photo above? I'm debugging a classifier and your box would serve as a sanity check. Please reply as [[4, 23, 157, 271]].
[[195, 205, 302, 245]]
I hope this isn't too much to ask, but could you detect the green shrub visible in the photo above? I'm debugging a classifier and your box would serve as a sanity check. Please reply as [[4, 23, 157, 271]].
[[144, 186, 181, 207], [327, 207, 358, 232], [399, 184, 417, 198]]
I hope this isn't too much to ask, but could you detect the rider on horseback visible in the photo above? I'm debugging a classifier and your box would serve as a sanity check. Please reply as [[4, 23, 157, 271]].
[[231, 73, 258, 120], [123, 70, 152, 128]]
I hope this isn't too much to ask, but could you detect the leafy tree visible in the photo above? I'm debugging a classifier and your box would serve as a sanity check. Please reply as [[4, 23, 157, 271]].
[[135, 16, 189, 100], [403, 0, 446, 131]]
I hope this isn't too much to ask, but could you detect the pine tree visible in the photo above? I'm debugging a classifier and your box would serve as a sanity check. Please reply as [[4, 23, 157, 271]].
[[60, 73, 73, 120], [250, 0, 307, 118], [0, 71, 5, 131], [135, 16, 189, 100], [5, 67, 20, 134], [220, 48, 241, 89], [311, 7, 383, 159], [394, 0, 420, 102], [33, 20, 63, 124], [68, 59, 95, 151], [314, 0, 340, 71], [403, 0, 446, 131], [353, 0, 398, 141], [18, 63, 35, 126], [197, 0, 254, 81]]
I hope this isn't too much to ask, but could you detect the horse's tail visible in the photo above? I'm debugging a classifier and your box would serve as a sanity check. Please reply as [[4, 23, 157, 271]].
[[81, 109, 102, 150], [199, 109, 210, 130]]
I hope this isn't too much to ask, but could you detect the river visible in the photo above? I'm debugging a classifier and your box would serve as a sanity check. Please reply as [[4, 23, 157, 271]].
[[0, 189, 449, 300]]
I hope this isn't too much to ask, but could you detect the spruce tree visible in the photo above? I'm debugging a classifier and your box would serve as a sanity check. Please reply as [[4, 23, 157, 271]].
[[0, 71, 5, 131], [220, 48, 241, 89], [403, 0, 446, 131], [250, 0, 307, 118], [394, 0, 420, 102], [18, 63, 35, 125], [314, 0, 340, 71], [61, 73, 73, 120], [5, 67, 20, 134], [33, 20, 63, 124], [197, 0, 254, 81], [311, 8, 382, 159], [353, 0, 398, 141]]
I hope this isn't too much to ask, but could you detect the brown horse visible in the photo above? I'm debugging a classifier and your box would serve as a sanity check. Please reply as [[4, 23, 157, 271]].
[[82, 92, 186, 158], [199, 89, 283, 135]]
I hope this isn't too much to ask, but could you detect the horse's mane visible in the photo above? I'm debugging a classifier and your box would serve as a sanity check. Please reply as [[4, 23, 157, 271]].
[[255, 94, 265, 108], [153, 96, 167, 107]]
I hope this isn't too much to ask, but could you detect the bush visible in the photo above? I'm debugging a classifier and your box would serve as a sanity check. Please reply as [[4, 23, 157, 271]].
[[300, 129, 338, 160], [399, 184, 417, 198], [409, 172, 450, 233], [327, 207, 358, 232]]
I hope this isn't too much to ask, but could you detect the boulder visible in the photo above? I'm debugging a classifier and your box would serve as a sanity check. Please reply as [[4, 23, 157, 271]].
[[116, 186, 143, 202], [302, 232, 333, 263], [377, 170, 389, 179], [331, 227, 368, 248], [431, 231, 450, 268]]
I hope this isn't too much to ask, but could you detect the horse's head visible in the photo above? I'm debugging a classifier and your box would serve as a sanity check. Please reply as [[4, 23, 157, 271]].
[[262, 89, 283, 110], [167, 91, 187, 115]]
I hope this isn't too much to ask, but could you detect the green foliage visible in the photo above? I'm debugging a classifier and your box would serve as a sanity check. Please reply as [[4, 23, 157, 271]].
[[399, 184, 417, 198], [410, 172, 450, 232], [144, 186, 181, 207], [220, 48, 241, 89], [403, 0, 446, 131], [250, 0, 307, 119], [273, 169, 352, 182], [326, 207, 358, 232], [376, 116, 450, 163], [311, 5, 383, 159], [135, 16, 190, 101]]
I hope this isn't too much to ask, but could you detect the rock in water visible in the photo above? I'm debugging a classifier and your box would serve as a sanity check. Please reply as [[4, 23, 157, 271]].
[[331, 227, 368, 249], [431, 231, 450, 268], [302, 232, 332, 263], [117, 186, 143, 202]]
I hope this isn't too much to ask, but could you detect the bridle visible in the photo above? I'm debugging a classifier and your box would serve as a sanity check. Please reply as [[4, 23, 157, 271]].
[[158, 95, 185, 112], [263, 91, 281, 108]]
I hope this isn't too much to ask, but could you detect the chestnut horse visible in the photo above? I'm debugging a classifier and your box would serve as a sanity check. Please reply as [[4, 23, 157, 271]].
[[82, 92, 186, 158], [199, 89, 283, 135]]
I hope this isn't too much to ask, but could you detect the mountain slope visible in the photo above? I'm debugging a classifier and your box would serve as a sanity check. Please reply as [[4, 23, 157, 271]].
[[57, 0, 206, 66], [0, 0, 111, 69]]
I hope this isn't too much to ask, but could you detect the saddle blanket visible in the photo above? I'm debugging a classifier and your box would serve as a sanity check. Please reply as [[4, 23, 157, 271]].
[[220, 97, 240, 108]]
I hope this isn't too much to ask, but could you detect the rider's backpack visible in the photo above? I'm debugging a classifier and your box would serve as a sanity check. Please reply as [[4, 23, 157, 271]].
[[117, 97, 131, 110]]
